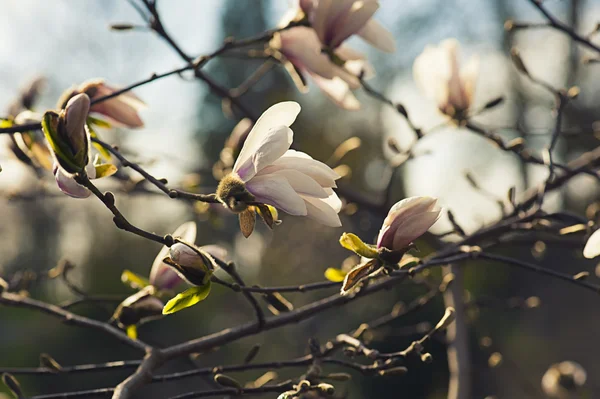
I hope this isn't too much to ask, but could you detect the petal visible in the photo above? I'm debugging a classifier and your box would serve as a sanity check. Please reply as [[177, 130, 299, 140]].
[[246, 175, 307, 216], [302, 194, 342, 227], [64, 94, 91, 152], [277, 27, 337, 79], [233, 102, 300, 179], [358, 19, 396, 53], [149, 222, 197, 289], [583, 229, 600, 259], [391, 210, 441, 250], [256, 166, 328, 198], [460, 55, 479, 110], [272, 150, 340, 187], [330, 0, 379, 49], [54, 167, 90, 198], [90, 101, 144, 128], [378, 196, 439, 247], [235, 126, 294, 181], [413, 40, 453, 109], [311, 74, 361, 110]]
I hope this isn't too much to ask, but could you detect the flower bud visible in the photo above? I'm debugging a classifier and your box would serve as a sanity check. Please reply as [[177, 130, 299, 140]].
[[167, 243, 214, 286], [377, 196, 441, 251], [112, 286, 164, 328], [42, 93, 91, 174]]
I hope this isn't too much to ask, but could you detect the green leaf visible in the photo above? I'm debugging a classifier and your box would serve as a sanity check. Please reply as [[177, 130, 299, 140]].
[[121, 269, 150, 290], [41, 111, 82, 173], [87, 115, 112, 129], [324, 268, 347, 283], [163, 283, 211, 315], [87, 123, 112, 160], [95, 163, 118, 179], [339, 233, 378, 258]]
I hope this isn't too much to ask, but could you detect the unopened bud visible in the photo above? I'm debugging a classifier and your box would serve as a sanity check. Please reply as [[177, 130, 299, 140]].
[[317, 383, 335, 396], [214, 374, 242, 390], [167, 243, 214, 286], [378, 366, 408, 376]]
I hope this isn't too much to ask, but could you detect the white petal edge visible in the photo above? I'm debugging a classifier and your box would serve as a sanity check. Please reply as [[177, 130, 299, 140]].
[[246, 174, 308, 216], [583, 229, 600, 259]]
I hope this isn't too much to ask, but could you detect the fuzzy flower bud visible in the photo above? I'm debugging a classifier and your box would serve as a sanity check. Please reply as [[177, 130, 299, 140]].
[[376, 196, 441, 251]]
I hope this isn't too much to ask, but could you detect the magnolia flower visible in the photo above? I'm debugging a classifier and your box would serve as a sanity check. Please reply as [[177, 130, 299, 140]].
[[216, 102, 342, 228], [272, 27, 369, 110], [58, 79, 145, 128], [583, 229, 600, 259], [377, 196, 441, 252], [299, 0, 396, 52], [413, 39, 479, 118], [149, 222, 227, 290]]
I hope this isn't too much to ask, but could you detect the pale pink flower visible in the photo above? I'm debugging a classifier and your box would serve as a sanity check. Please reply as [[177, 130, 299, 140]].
[[377, 196, 441, 251], [149, 222, 227, 290], [219, 102, 342, 227], [272, 27, 370, 110], [59, 79, 145, 128], [583, 229, 600, 259], [299, 0, 396, 52], [413, 39, 479, 118]]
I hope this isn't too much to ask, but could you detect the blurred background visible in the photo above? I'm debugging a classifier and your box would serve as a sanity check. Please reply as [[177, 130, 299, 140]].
[[1, 0, 600, 398]]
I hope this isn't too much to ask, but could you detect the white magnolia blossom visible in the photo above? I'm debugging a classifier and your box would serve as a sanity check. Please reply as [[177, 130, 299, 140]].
[[299, 0, 396, 52], [149, 222, 227, 290], [377, 196, 441, 251], [223, 101, 342, 227], [413, 39, 479, 117], [272, 27, 370, 110], [583, 229, 600, 259]]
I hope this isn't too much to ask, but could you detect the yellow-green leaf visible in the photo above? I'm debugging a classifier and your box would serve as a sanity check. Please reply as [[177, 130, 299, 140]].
[[324, 268, 347, 283], [87, 115, 112, 129], [126, 325, 138, 339], [42, 111, 82, 173], [95, 163, 118, 179], [339, 233, 378, 258], [163, 282, 212, 315], [121, 269, 150, 290]]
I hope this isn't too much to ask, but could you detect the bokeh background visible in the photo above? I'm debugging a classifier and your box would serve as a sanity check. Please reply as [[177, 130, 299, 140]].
[[1, 0, 600, 398]]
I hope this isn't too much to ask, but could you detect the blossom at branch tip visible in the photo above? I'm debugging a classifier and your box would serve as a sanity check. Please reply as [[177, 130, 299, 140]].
[[583, 229, 600, 259], [149, 222, 227, 290], [298, 0, 396, 53], [377, 196, 441, 251], [413, 39, 479, 119], [58, 79, 145, 128], [271, 27, 371, 110], [216, 102, 342, 228]]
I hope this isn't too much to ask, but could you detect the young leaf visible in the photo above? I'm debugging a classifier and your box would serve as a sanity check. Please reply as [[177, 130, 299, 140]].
[[126, 325, 138, 340], [324, 268, 347, 283], [163, 282, 212, 315], [341, 259, 381, 295], [339, 233, 378, 258], [121, 269, 150, 290], [94, 163, 118, 179]]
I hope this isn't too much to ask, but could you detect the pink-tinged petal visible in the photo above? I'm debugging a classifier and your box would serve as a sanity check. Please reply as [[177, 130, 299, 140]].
[[149, 222, 197, 289], [272, 150, 340, 187], [311, 74, 361, 110], [445, 39, 469, 112], [233, 102, 300, 180], [234, 126, 293, 182], [460, 55, 479, 109], [377, 196, 440, 249], [90, 101, 144, 128], [391, 210, 440, 250], [313, 0, 334, 44], [257, 166, 328, 198], [277, 27, 337, 79], [330, 0, 379, 49], [299, 0, 314, 14], [583, 229, 600, 259], [302, 194, 342, 227], [246, 174, 307, 216], [358, 19, 396, 53], [54, 166, 90, 198], [64, 94, 91, 152]]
